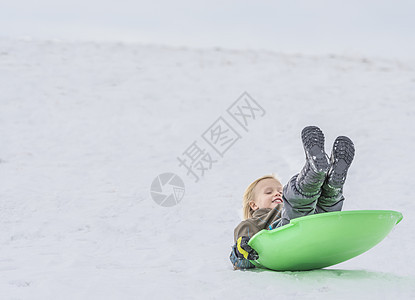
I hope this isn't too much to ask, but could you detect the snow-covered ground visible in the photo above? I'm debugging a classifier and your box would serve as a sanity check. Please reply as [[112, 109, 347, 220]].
[[0, 37, 414, 299]]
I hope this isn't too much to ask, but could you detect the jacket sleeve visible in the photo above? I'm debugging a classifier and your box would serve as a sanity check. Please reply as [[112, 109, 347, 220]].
[[233, 220, 258, 243]]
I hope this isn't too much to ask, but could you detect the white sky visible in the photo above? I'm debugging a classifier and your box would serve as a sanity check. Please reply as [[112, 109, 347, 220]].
[[1, 0, 414, 59]]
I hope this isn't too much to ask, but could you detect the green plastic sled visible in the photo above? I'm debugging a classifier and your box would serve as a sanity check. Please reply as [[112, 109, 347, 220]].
[[248, 210, 403, 271]]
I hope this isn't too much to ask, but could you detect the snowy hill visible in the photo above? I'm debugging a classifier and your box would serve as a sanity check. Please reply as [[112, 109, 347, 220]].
[[0, 38, 414, 299]]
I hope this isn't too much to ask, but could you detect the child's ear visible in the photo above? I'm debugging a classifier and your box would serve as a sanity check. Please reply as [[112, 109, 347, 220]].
[[249, 201, 258, 211]]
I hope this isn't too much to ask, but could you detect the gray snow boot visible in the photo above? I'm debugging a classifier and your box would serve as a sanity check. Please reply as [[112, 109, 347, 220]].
[[295, 126, 330, 196], [316, 136, 355, 213], [280, 126, 330, 226]]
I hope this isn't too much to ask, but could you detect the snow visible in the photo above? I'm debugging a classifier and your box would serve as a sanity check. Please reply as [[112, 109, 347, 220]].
[[0, 37, 415, 299]]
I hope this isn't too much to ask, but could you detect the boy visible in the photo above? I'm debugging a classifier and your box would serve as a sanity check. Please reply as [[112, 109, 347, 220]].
[[230, 126, 355, 269]]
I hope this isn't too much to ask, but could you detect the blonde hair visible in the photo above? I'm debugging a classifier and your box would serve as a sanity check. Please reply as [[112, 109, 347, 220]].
[[242, 174, 281, 220]]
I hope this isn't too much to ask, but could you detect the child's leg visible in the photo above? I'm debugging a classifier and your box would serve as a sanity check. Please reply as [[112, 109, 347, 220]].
[[280, 126, 330, 226], [316, 136, 355, 213], [315, 181, 344, 213]]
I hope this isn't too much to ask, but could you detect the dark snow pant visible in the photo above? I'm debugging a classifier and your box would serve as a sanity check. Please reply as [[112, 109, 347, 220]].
[[274, 174, 344, 228]]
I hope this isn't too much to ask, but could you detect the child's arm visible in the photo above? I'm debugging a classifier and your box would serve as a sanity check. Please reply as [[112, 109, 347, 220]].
[[230, 221, 260, 269]]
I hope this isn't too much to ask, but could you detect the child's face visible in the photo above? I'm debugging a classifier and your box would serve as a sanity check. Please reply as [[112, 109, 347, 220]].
[[250, 178, 283, 211]]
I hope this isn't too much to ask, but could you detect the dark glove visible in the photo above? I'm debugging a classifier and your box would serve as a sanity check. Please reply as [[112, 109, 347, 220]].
[[235, 236, 259, 260]]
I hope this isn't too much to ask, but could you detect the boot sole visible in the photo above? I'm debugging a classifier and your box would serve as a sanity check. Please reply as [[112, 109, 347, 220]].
[[329, 136, 355, 187], [301, 126, 329, 173]]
